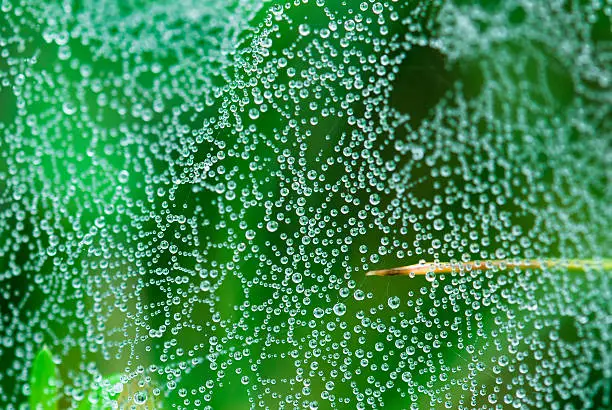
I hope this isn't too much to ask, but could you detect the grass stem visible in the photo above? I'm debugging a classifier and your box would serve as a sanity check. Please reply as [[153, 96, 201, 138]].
[[366, 258, 612, 277]]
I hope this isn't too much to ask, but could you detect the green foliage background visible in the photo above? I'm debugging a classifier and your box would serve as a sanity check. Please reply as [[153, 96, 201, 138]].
[[1, 0, 611, 408]]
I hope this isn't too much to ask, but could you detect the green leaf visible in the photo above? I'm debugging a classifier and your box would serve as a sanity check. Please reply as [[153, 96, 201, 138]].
[[29, 346, 58, 410]]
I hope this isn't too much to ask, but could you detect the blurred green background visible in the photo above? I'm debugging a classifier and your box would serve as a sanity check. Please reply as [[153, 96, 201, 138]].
[[0, 0, 611, 409]]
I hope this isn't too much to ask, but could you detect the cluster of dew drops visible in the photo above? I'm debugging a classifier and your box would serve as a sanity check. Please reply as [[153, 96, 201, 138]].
[[0, 0, 611, 408]]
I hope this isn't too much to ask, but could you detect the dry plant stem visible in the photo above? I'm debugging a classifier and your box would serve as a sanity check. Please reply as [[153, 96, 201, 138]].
[[366, 259, 612, 277]]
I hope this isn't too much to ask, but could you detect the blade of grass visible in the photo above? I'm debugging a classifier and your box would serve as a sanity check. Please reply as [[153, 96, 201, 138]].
[[366, 259, 612, 277], [29, 346, 58, 410]]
